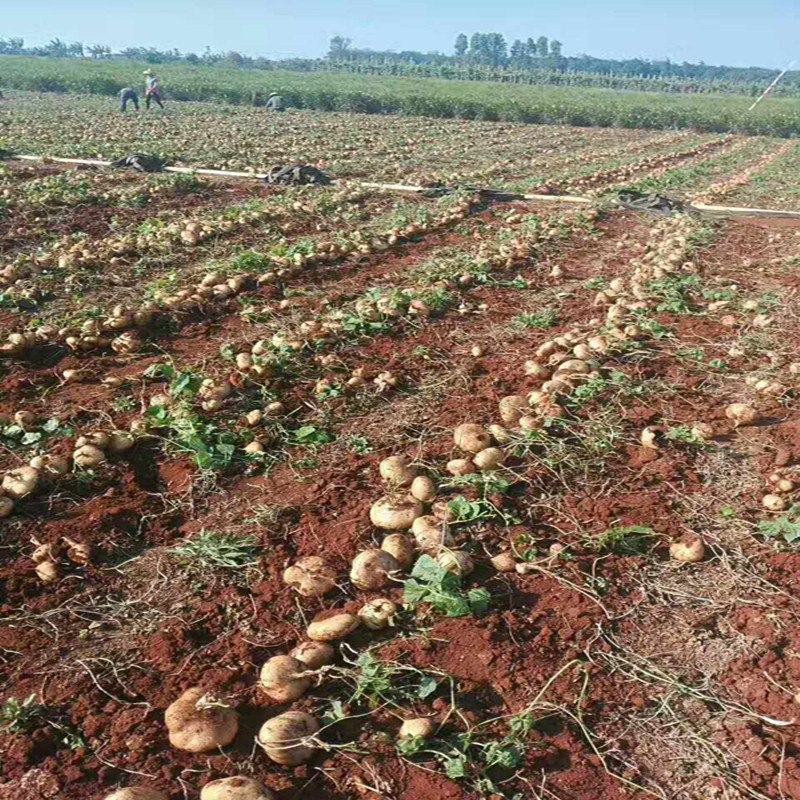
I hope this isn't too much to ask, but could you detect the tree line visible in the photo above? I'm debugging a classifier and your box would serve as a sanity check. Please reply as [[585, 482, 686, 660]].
[[328, 33, 794, 86], [2, 32, 798, 92]]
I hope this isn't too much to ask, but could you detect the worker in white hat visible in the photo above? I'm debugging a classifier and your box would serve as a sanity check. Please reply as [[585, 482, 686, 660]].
[[143, 69, 165, 109]]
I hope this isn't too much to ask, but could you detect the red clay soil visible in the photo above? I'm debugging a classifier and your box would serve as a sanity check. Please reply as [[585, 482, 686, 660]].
[[3, 200, 800, 800]]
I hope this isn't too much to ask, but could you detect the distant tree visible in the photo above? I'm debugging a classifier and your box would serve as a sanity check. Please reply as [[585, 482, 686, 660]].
[[46, 37, 68, 57], [67, 41, 84, 57], [485, 33, 508, 66], [510, 39, 524, 59], [536, 36, 549, 58], [226, 50, 245, 67], [454, 33, 468, 57], [185, 52, 199, 64], [328, 36, 352, 60], [525, 37, 536, 58], [550, 39, 563, 57], [468, 32, 484, 61]]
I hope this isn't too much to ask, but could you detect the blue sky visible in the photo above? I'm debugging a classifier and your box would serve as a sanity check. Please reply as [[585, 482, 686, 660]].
[[5, 0, 799, 68]]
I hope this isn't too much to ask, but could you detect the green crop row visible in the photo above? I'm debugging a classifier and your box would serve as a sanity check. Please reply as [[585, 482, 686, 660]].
[[3, 56, 800, 137]]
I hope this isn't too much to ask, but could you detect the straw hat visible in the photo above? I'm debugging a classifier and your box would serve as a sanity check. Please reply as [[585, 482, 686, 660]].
[[143, 69, 152, 75]]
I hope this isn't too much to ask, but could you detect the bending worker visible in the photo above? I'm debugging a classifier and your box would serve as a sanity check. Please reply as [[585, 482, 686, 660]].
[[120, 86, 139, 112], [266, 92, 285, 111], [143, 69, 165, 109]]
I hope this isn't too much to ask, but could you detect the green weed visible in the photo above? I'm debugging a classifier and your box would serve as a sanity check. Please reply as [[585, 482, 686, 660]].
[[403, 555, 490, 618], [169, 531, 261, 568]]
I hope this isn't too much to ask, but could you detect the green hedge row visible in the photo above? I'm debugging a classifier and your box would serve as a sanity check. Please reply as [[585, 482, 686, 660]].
[[3, 56, 800, 137]]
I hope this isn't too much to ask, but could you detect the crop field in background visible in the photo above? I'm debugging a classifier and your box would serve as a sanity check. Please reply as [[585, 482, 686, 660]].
[[2, 90, 800, 800], [4, 56, 800, 136]]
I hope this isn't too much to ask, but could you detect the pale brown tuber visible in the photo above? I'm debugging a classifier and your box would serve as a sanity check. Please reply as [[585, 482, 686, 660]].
[[359, 598, 398, 630], [200, 776, 275, 800], [453, 423, 492, 453], [370, 496, 424, 530], [164, 687, 239, 753], [307, 612, 360, 642], [283, 556, 337, 597], [258, 711, 318, 765], [669, 536, 705, 563], [290, 641, 334, 670], [399, 718, 435, 739], [350, 549, 401, 590], [259, 655, 311, 702]]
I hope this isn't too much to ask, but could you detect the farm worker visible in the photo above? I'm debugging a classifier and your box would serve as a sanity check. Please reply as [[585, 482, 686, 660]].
[[266, 92, 285, 111], [143, 69, 165, 109], [119, 87, 139, 112]]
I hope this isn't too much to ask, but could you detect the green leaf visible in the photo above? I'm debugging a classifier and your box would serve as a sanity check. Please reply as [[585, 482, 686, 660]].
[[1, 424, 23, 439], [397, 734, 426, 756], [411, 554, 445, 583], [444, 755, 468, 779], [468, 588, 491, 614], [417, 676, 438, 699], [403, 579, 430, 605]]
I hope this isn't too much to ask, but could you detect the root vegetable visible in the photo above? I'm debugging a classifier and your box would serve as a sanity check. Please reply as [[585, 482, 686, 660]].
[[76, 432, 111, 449], [63, 537, 91, 565], [669, 536, 705, 563], [692, 423, 715, 441], [370, 496, 424, 530], [108, 432, 135, 454], [14, 410, 36, 428], [259, 656, 311, 702], [556, 359, 589, 375], [587, 336, 609, 353], [350, 549, 401, 590], [200, 776, 275, 800], [453, 423, 492, 453], [488, 424, 512, 444], [0, 496, 13, 517], [412, 516, 453, 552], [35, 560, 60, 583], [165, 687, 239, 753], [773, 478, 795, 494], [490, 551, 516, 572], [436, 550, 474, 576], [258, 711, 318, 765], [359, 598, 398, 629], [497, 397, 529, 427], [381, 533, 414, 569], [307, 612, 360, 641], [3, 466, 39, 500], [73, 444, 106, 469], [524, 361, 550, 379], [399, 718, 435, 739], [725, 404, 758, 427], [283, 556, 337, 597], [379, 456, 417, 486], [290, 641, 334, 669], [29, 454, 70, 477], [640, 427, 659, 450], [763, 494, 787, 512], [104, 790, 169, 800], [473, 447, 505, 471], [446, 458, 476, 476], [410, 475, 436, 503]]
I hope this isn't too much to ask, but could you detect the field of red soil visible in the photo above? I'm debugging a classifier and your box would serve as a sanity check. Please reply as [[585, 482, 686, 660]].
[[2, 150, 800, 800]]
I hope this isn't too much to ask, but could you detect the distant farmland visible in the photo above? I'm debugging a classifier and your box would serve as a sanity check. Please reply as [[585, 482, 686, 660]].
[[3, 55, 800, 136]]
